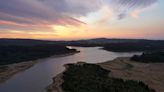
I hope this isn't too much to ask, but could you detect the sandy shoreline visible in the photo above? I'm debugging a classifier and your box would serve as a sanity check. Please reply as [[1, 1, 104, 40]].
[[98, 57, 164, 92], [0, 61, 36, 83], [0, 51, 79, 83], [48, 57, 164, 92]]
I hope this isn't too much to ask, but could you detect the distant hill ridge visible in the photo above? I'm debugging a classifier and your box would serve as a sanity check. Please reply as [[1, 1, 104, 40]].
[[0, 38, 60, 46], [0, 38, 164, 46]]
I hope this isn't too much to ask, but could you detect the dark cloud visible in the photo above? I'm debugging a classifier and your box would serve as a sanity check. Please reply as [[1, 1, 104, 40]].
[[0, 0, 54, 20], [118, 13, 126, 20], [38, 0, 100, 16]]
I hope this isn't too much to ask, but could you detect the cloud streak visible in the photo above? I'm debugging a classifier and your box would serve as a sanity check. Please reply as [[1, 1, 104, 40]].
[[0, 0, 87, 31], [0, 0, 157, 32], [105, 0, 157, 19]]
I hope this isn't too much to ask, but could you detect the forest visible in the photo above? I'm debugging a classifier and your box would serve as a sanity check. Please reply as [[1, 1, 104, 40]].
[[0, 44, 78, 65]]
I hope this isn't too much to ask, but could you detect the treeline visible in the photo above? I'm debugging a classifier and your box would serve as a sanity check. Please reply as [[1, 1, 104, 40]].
[[131, 51, 164, 63], [0, 44, 78, 65], [102, 41, 164, 52], [62, 64, 155, 92], [1, 38, 164, 52], [67, 39, 164, 52]]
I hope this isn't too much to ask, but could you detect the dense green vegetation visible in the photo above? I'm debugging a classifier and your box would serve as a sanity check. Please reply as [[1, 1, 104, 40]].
[[131, 51, 164, 63], [0, 44, 78, 65], [62, 64, 155, 92]]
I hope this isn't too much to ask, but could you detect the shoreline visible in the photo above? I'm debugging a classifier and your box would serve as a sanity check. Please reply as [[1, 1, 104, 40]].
[[47, 62, 86, 92], [0, 51, 79, 83], [0, 61, 36, 83], [47, 57, 164, 92], [98, 57, 164, 92]]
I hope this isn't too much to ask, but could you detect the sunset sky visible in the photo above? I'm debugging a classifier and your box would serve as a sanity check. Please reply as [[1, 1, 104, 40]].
[[0, 0, 163, 40]]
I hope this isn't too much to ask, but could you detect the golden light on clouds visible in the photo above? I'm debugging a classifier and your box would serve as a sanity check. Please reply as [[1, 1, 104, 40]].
[[52, 24, 87, 37], [52, 25, 74, 36]]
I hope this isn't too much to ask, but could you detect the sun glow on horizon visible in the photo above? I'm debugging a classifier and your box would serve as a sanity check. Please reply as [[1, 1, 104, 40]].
[[52, 24, 88, 37]]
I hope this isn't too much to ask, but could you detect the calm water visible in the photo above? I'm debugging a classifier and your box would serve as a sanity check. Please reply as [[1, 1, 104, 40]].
[[0, 47, 141, 92]]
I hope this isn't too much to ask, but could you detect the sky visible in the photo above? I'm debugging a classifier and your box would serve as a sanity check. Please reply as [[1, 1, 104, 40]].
[[0, 0, 163, 40]]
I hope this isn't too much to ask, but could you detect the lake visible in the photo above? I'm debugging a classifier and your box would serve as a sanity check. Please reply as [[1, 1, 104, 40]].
[[0, 47, 141, 92]]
